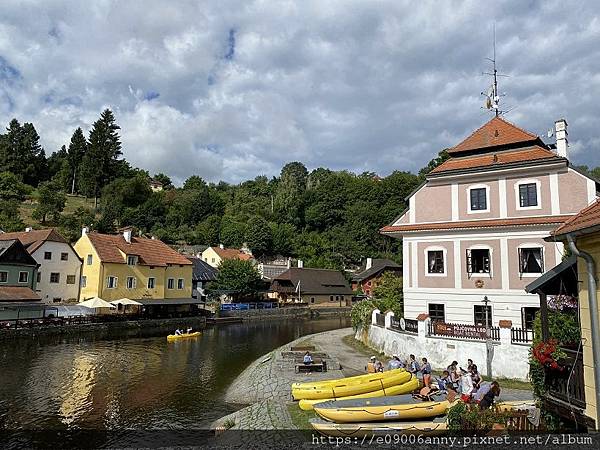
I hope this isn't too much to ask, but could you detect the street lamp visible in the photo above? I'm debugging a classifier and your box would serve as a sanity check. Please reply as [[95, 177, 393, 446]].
[[482, 296, 493, 379]]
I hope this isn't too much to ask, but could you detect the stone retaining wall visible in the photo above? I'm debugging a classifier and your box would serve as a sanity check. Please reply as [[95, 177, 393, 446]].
[[220, 306, 351, 321], [0, 316, 207, 341]]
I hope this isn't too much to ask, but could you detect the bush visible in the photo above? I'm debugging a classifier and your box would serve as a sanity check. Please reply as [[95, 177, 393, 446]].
[[447, 402, 510, 433], [351, 300, 377, 330], [533, 310, 580, 346]]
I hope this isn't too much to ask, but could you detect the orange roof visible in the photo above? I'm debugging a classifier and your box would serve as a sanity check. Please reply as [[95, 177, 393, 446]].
[[0, 229, 68, 254], [552, 200, 600, 237], [449, 116, 539, 155], [211, 246, 253, 261], [430, 146, 562, 174], [381, 215, 573, 234], [0, 287, 41, 302], [86, 233, 192, 266]]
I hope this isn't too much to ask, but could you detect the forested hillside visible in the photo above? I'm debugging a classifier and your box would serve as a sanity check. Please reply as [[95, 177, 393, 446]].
[[1, 110, 598, 270]]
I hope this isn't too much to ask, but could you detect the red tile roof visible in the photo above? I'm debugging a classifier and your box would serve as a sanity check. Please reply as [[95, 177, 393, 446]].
[[381, 215, 573, 234], [552, 199, 600, 237], [430, 146, 562, 174], [0, 287, 41, 302], [86, 233, 192, 266], [448, 116, 539, 155], [0, 229, 69, 254], [211, 247, 253, 261]]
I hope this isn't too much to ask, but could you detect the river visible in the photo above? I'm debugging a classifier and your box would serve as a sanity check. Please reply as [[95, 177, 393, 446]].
[[0, 316, 350, 447]]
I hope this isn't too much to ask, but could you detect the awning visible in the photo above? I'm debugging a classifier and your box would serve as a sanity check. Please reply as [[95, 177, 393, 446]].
[[137, 298, 205, 306], [111, 298, 143, 306], [525, 256, 578, 296]]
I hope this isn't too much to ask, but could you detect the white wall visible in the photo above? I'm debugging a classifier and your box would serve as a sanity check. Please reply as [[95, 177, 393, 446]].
[[32, 242, 81, 303], [359, 324, 530, 381]]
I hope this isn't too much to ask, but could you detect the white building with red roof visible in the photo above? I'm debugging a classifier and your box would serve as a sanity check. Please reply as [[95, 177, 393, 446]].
[[381, 116, 599, 328]]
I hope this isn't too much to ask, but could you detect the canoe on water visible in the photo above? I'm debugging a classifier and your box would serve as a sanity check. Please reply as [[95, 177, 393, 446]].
[[166, 331, 201, 341], [292, 368, 406, 391], [310, 417, 448, 438], [292, 370, 410, 401], [299, 376, 420, 411], [313, 393, 454, 423]]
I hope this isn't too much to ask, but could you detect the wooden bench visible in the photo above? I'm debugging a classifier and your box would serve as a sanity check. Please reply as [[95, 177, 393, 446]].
[[295, 360, 327, 373], [291, 345, 316, 352]]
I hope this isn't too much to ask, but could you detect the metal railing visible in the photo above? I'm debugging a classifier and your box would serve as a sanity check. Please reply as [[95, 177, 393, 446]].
[[545, 348, 586, 409], [511, 327, 534, 344], [220, 302, 279, 311]]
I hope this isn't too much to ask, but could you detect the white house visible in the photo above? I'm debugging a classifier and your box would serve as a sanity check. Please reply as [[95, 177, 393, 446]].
[[381, 117, 599, 328], [0, 228, 82, 303]]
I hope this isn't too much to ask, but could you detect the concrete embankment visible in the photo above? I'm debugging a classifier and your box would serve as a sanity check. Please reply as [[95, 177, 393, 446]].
[[220, 306, 351, 321], [0, 316, 207, 342]]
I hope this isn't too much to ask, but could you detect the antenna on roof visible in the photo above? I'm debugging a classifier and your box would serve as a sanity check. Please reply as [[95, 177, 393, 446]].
[[481, 23, 509, 116]]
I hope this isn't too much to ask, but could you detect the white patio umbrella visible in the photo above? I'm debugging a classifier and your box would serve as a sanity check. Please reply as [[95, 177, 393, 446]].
[[79, 297, 116, 309], [111, 298, 143, 306]]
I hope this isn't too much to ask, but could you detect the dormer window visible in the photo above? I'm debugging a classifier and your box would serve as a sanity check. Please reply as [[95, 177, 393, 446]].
[[127, 255, 138, 266]]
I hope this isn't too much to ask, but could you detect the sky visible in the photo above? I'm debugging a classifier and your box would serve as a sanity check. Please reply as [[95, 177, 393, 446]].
[[1, 0, 600, 185]]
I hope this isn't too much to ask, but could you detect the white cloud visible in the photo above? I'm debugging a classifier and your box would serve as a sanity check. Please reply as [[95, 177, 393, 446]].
[[1, 0, 600, 185]]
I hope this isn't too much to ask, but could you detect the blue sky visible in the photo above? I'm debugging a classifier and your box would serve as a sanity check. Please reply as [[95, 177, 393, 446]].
[[1, 0, 600, 184]]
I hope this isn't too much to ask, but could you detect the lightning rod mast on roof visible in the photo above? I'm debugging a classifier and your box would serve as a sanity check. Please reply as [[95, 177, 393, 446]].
[[481, 23, 508, 116]]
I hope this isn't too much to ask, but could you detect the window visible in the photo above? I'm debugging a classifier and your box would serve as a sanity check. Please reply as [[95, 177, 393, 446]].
[[474, 305, 493, 327], [177, 278, 184, 290], [50, 273, 60, 284], [167, 278, 175, 289], [428, 303, 445, 323], [0, 271, 7, 283], [37, 272, 41, 283], [61, 253, 68, 261], [52, 298, 62, 303], [466, 248, 491, 276], [522, 307, 539, 330], [66, 275, 76, 284], [427, 250, 445, 274], [44, 251, 52, 260], [519, 247, 543, 274], [519, 183, 538, 208], [126, 276, 137, 289], [127, 255, 137, 266], [148, 277, 156, 289], [211, 258, 215, 263], [19, 272, 29, 283], [310, 297, 315, 304], [470, 187, 487, 211], [367, 281, 372, 287], [330, 295, 334, 302], [81, 276, 87, 288], [107, 276, 118, 289], [87, 254, 93, 265]]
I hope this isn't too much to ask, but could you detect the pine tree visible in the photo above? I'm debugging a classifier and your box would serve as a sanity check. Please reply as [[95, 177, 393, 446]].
[[0, 119, 47, 186], [67, 127, 87, 194]]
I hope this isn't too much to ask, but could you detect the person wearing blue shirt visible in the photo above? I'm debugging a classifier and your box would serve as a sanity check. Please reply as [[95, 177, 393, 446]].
[[388, 354, 403, 370], [303, 351, 313, 365]]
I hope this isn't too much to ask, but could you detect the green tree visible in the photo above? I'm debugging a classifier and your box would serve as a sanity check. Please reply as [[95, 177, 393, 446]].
[[67, 127, 87, 194], [183, 175, 207, 190], [59, 207, 96, 242], [100, 175, 153, 227], [79, 109, 122, 207], [372, 272, 403, 316], [418, 149, 450, 178], [153, 173, 173, 190], [210, 259, 263, 301], [0, 200, 25, 232], [219, 215, 246, 247], [274, 161, 308, 226], [0, 119, 47, 186], [0, 171, 31, 201], [270, 222, 296, 255], [244, 216, 272, 256], [32, 181, 66, 223]]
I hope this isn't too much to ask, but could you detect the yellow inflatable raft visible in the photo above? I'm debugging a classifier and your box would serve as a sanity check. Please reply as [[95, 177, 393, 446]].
[[292, 368, 405, 391], [313, 393, 454, 423], [299, 376, 420, 410], [166, 331, 201, 341], [292, 370, 410, 401], [310, 417, 448, 437]]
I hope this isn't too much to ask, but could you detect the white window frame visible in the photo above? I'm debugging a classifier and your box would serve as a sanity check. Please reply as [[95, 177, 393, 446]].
[[19, 271, 29, 283], [148, 277, 156, 289], [126, 276, 137, 289], [127, 255, 138, 266], [466, 244, 493, 278], [177, 278, 184, 290], [424, 246, 447, 277], [518, 243, 545, 278], [167, 278, 175, 290], [515, 178, 542, 210], [107, 276, 118, 289], [467, 184, 490, 214]]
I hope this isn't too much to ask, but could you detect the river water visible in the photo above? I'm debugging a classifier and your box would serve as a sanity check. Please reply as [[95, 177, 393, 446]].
[[0, 316, 350, 447]]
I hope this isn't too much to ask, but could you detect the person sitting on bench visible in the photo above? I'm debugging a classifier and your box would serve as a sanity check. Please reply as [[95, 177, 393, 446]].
[[303, 351, 313, 365]]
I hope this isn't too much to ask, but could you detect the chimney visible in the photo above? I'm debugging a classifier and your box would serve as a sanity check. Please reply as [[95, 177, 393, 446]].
[[219, 243, 224, 249], [366, 258, 373, 270], [287, 257, 291, 269], [555, 119, 568, 158], [25, 227, 32, 232], [81, 227, 89, 237], [123, 229, 132, 243], [298, 260, 304, 268]]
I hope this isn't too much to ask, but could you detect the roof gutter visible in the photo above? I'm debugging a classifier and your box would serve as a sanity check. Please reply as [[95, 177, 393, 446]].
[[567, 233, 600, 430]]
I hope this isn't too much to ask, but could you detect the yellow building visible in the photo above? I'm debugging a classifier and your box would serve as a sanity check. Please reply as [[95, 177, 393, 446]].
[[74, 229, 194, 312], [552, 199, 600, 430], [201, 245, 253, 268]]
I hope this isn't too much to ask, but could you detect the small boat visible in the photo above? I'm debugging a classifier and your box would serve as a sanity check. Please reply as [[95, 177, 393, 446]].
[[310, 417, 448, 437], [313, 393, 454, 423], [299, 376, 420, 410], [292, 370, 410, 401], [166, 331, 201, 341], [292, 368, 405, 391]]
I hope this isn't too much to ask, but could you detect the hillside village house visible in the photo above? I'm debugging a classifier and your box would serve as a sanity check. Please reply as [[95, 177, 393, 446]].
[[351, 258, 401, 297], [0, 228, 82, 303], [0, 239, 43, 321], [201, 245, 253, 268], [270, 267, 353, 307], [189, 257, 218, 301], [381, 117, 599, 328], [74, 229, 196, 316]]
